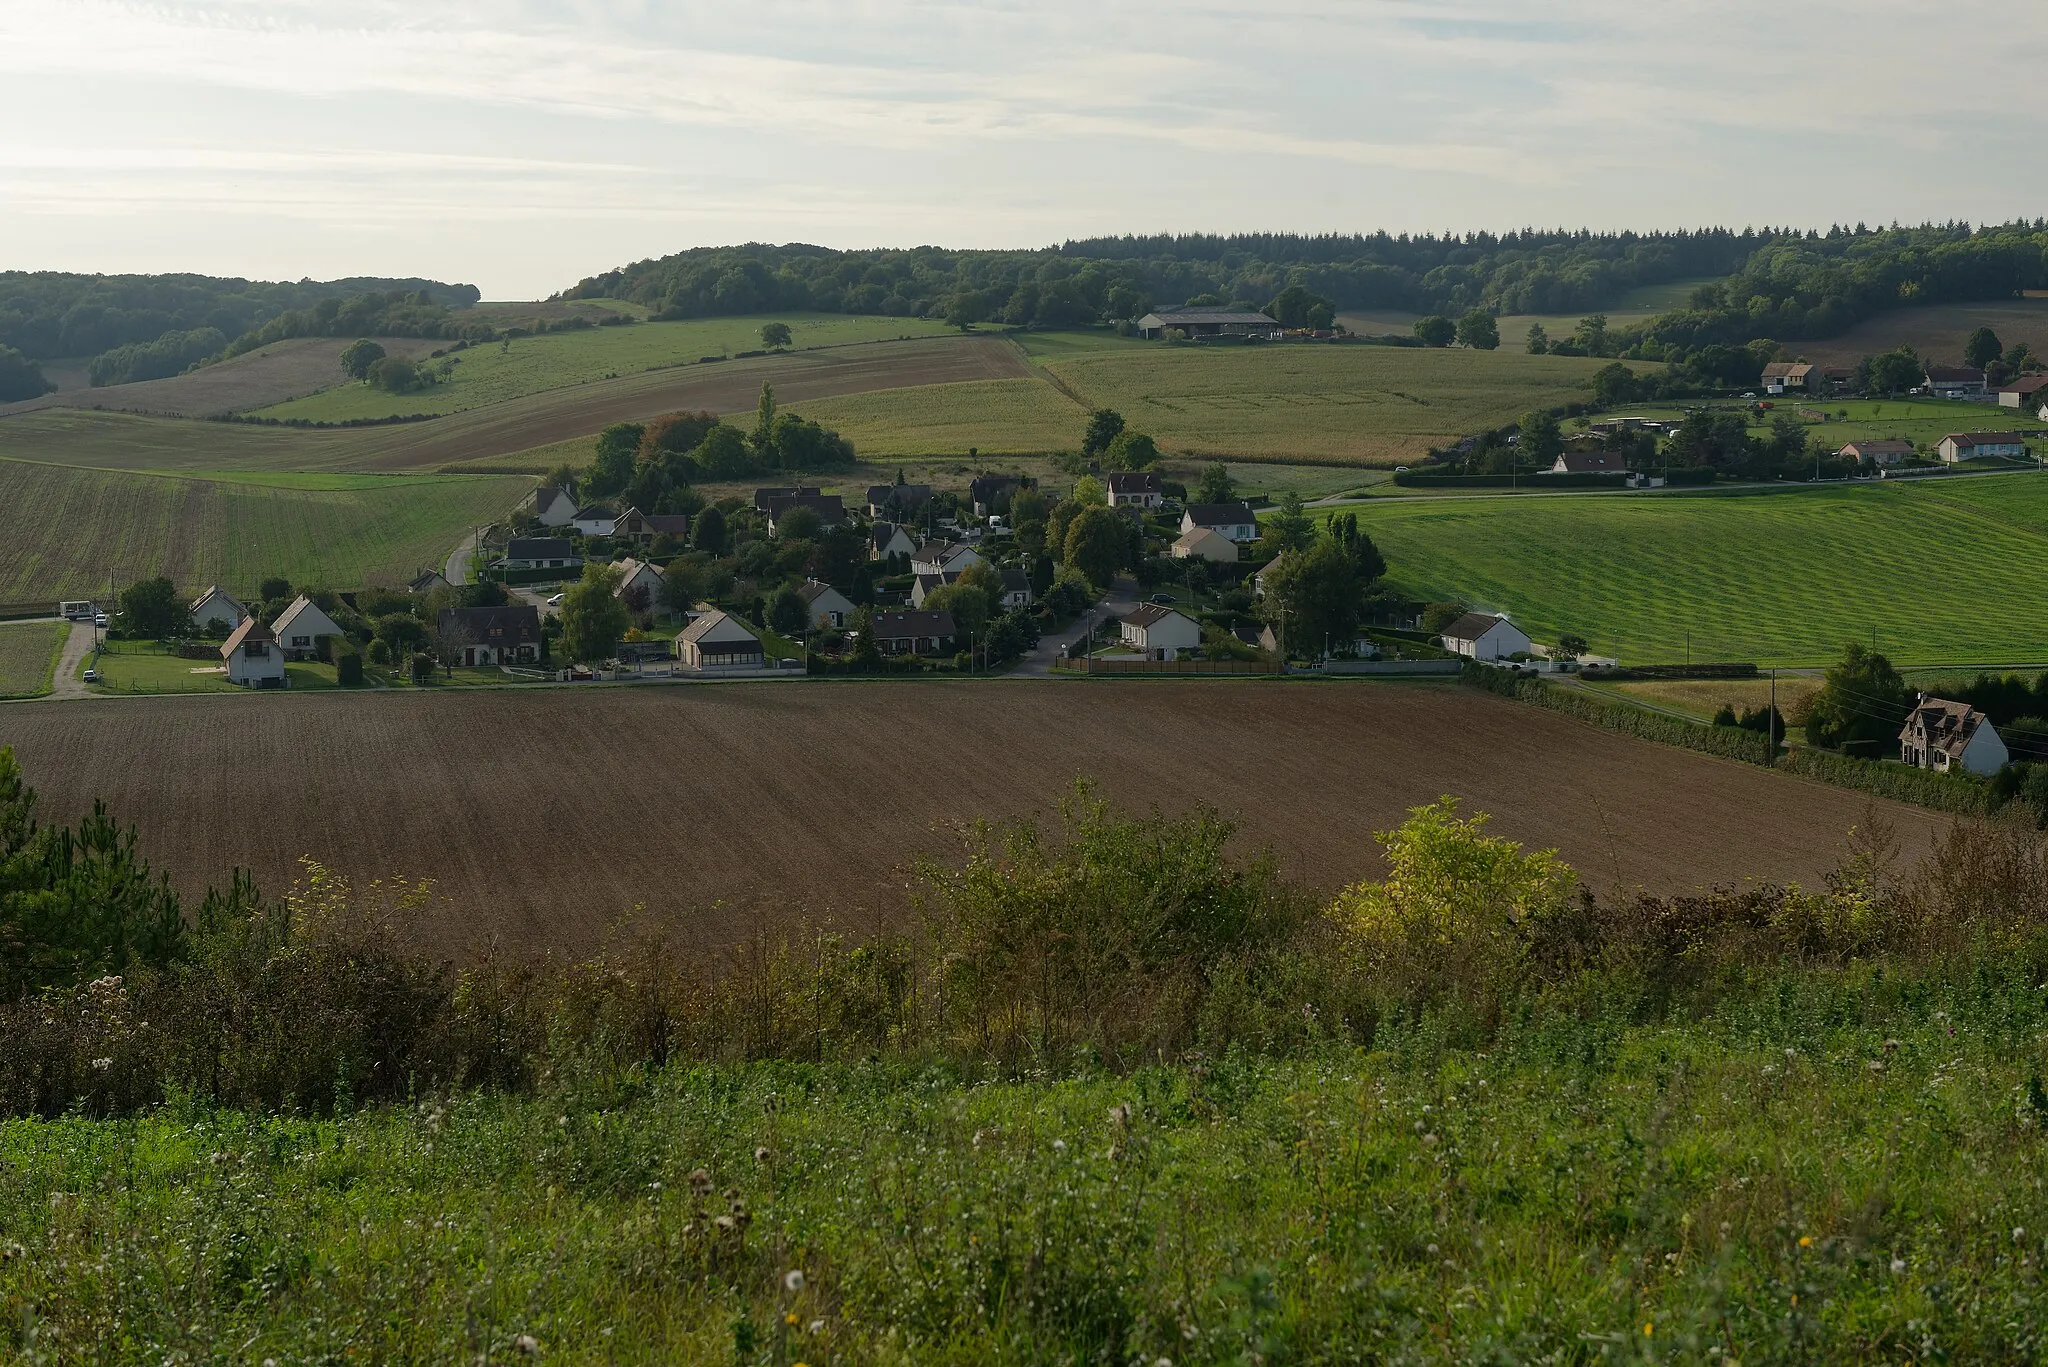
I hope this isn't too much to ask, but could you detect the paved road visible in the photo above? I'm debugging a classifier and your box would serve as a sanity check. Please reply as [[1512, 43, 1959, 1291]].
[[444, 531, 480, 586], [45, 621, 98, 700], [1013, 576, 1138, 677]]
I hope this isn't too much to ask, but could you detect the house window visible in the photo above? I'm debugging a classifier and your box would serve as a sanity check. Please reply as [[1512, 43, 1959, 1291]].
[[489, 628, 503, 638]]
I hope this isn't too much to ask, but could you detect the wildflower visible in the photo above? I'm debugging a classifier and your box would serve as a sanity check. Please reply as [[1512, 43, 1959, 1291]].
[[1867, 1060, 1885, 1072], [91, 1058, 112, 1072], [1798, 1236, 1812, 1248], [1052, 1139, 1066, 1152], [688, 1168, 713, 1196], [713, 1215, 737, 1232], [2016, 1227, 2028, 1242], [1643, 1323, 1654, 1337], [0, 1243, 20, 1261], [1426, 1243, 1439, 1255], [785, 1313, 800, 1327], [1891, 1257, 1907, 1273], [1883, 1038, 1900, 1054], [784, 1269, 806, 1292], [1108, 1103, 1131, 1128], [972, 1130, 984, 1147], [512, 1334, 540, 1355], [1422, 1132, 1439, 1147], [755, 1146, 771, 1163], [556, 1116, 568, 1128], [808, 1320, 825, 1335]]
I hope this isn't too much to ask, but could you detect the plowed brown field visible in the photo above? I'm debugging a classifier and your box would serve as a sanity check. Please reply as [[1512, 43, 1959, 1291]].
[[0, 681, 1950, 957]]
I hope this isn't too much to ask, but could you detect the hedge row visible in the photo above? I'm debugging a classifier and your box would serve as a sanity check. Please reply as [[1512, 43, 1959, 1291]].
[[1462, 662, 1776, 765], [1393, 471, 1627, 489], [1774, 748, 1994, 817]]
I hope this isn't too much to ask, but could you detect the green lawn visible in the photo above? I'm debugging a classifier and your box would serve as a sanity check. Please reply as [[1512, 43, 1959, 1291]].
[[1337, 474, 2048, 665], [0, 458, 531, 603], [247, 314, 962, 423], [0, 619, 64, 698], [1598, 396, 2048, 456], [86, 639, 341, 695], [1040, 345, 1627, 464]]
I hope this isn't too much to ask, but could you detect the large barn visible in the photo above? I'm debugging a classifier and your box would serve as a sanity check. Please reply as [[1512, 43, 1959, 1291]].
[[1136, 306, 1284, 340]]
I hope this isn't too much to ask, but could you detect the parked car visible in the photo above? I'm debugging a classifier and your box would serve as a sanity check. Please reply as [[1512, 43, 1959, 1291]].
[[546, 593, 564, 607], [81, 668, 99, 683], [93, 613, 109, 628], [1149, 593, 1174, 605]]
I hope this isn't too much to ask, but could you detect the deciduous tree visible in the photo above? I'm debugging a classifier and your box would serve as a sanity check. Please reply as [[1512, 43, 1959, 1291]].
[[1413, 316, 1455, 348], [1082, 409, 1125, 458], [117, 577, 187, 639], [1063, 504, 1130, 590], [560, 563, 629, 664], [339, 338, 386, 380], [1456, 309, 1500, 351]]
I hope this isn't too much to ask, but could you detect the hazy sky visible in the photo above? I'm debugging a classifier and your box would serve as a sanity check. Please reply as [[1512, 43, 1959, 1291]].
[[1, 1, 2042, 299]]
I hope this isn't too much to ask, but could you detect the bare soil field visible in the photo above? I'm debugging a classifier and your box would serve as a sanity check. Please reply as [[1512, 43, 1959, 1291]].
[[0, 337, 1026, 474], [0, 337, 438, 420], [1797, 300, 2048, 367], [1, 681, 1949, 959]]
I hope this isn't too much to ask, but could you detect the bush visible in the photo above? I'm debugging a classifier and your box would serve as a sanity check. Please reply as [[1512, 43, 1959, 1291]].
[[1775, 748, 1993, 816], [1463, 661, 1776, 765], [334, 650, 363, 686]]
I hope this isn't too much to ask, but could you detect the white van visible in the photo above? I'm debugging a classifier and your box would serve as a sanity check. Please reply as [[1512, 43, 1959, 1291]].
[[60, 601, 95, 621]]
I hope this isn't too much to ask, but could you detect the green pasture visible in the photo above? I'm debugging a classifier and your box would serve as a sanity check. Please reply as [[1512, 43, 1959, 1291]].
[[247, 314, 961, 423], [85, 639, 341, 695], [0, 458, 530, 603], [1338, 473, 2048, 665], [1040, 345, 1620, 464], [0, 619, 65, 698]]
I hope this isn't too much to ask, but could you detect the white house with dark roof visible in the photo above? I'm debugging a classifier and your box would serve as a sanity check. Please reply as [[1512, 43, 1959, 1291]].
[[911, 540, 982, 576], [500, 538, 580, 572], [271, 595, 345, 660], [1118, 605, 1203, 660], [1106, 471, 1165, 509], [438, 605, 542, 666], [870, 522, 918, 562], [677, 610, 765, 670], [911, 571, 962, 607], [1180, 503, 1260, 543], [1439, 612, 1532, 662], [188, 585, 246, 632], [796, 579, 858, 629], [529, 485, 577, 527], [1937, 432, 2031, 463], [221, 618, 287, 687], [1899, 695, 2009, 777], [613, 558, 667, 614], [868, 610, 957, 656], [1925, 365, 1988, 399], [572, 505, 617, 537]]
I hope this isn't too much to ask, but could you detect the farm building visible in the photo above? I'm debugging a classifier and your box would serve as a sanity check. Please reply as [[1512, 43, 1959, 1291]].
[[1119, 605, 1203, 661], [1135, 306, 1284, 341], [870, 523, 918, 562], [272, 595, 345, 660], [1171, 527, 1240, 563], [1440, 612, 1533, 662], [912, 540, 982, 576], [1998, 375, 2048, 409], [220, 619, 287, 688], [438, 605, 542, 667], [1761, 362, 1816, 394], [765, 493, 846, 532], [528, 486, 577, 527], [1898, 695, 2008, 777], [797, 579, 858, 628], [1106, 472, 1165, 509], [868, 610, 957, 657], [1936, 432, 2031, 463], [1924, 365, 1988, 399], [188, 585, 246, 632], [678, 610, 765, 670], [612, 558, 667, 613], [1550, 451, 1628, 474], [501, 539, 580, 572], [1839, 439, 1914, 467], [866, 483, 933, 519], [1181, 503, 1261, 543]]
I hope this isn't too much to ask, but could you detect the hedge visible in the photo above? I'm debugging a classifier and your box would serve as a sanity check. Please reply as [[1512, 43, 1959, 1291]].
[[1774, 748, 1993, 817], [1462, 662, 1776, 765], [1393, 471, 1628, 489]]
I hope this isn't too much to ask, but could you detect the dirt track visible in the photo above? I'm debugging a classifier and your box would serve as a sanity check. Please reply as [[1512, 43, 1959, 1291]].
[[0, 681, 1950, 958]]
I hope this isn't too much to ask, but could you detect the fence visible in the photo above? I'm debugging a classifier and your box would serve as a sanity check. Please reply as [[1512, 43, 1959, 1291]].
[[1317, 660, 1462, 676]]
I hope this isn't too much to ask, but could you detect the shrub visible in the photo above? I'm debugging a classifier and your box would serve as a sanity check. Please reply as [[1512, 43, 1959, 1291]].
[[334, 650, 363, 686]]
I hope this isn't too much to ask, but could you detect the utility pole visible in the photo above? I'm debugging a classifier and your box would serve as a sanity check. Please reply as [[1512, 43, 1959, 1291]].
[[1769, 666, 1778, 755]]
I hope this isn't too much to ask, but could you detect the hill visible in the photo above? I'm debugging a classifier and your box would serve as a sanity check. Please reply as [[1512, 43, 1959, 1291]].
[[1344, 474, 2048, 665], [0, 460, 527, 601]]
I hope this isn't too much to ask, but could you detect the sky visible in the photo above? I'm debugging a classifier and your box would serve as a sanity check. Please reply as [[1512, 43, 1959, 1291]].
[[0, 1, 2043, 300]]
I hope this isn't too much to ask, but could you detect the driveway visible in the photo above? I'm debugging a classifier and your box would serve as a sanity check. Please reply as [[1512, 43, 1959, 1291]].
[[45, 621, 98, 700], [1013, 576, 1138, 677], [444, 530, 481, 586]]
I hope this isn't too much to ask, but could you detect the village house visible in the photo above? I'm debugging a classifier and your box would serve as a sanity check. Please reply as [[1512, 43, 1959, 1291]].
[[1135, 306, 1284, 341], [1924, 365, 1988, 399], [1181, 502, 1260, 543], [677, 610, 765, 669], [866, 483, 933, 520], [1936, 432, 2032, 464], [1254, 556, 1286, 597], [870, 522, 918, 562], [528, 486, 577, 527], [500, 538, 581, 572], [1761, 361, 1841, 396], [610, 507, 692, 546], [438, 605, 542, 667], [187, 585, 246, 632], [1839, 439, 1914, 467], [1171, 526, 1240, 563], [999, 567, 1034, 608], [220, 618, 287, 688], [408, 569, 452, 595], [572, 504, 617, 537], [754, 486, 821, 511], [797, 579, 858, 629], [1106, 471, 1165, 509], [612, 558, 667, 614], [868, 610, 957, 657], [1439, 612, 1533, 661], [1118, 605, 1203, 661], [911, 539, 982, 576], [271, 595, 345, 660], [764, 493, 846, 532], [1550, 450, 1629, 475], [1899, 695, 2009, 777], [911, 571, 961, 607], [969, 474, 1025, 518]]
